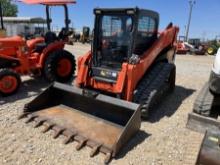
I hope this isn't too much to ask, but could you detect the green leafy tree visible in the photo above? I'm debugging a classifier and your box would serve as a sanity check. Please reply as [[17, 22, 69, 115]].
[[1, 0, 18, 17]]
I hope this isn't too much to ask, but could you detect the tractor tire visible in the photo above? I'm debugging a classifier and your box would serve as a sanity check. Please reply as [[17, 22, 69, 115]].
[[0, 68, 21, 96], [207, 46, 216, 55], [133, 62, 176, 119], [44, 50, 76, 83]]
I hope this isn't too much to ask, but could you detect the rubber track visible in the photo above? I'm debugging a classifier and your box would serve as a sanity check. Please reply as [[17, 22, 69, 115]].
[[133, 62, 175, 117], [193, 82, 214, 116]]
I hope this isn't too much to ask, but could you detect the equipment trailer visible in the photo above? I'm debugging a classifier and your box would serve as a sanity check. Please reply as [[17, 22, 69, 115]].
[[19, 7, 179, 163]]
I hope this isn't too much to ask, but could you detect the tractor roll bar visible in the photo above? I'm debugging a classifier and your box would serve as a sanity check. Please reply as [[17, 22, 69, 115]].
[[46, 4, 70, 31]]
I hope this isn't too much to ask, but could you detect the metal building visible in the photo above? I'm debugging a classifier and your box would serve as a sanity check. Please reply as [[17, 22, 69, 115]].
[[3, 17, 46, 36]]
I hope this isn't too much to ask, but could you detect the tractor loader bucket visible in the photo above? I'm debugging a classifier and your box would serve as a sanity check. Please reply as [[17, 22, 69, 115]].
[[19, 82, 141, 163], [196, 130, 220, 165], [186, 82, 220, 134], [187, 113, 220, 134]]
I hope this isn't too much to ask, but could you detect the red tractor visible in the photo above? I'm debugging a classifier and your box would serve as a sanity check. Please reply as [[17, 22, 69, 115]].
[[176, 36, 189, 54], [0, 0, 76, 96]]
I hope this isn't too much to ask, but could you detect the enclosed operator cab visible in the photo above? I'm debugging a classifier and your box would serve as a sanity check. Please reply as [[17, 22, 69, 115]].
[[91, 8, 159, 83]]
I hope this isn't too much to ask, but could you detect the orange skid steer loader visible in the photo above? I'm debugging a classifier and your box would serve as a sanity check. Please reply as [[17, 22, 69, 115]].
[[19, 8, 179, 163]]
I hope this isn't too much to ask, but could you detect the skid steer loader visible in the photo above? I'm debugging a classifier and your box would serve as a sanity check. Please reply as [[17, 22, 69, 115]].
[[187, 49, 220, 164], [19, 8, 179, 163]]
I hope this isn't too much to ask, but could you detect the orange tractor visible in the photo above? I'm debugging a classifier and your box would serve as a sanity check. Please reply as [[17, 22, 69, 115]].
[[20, 8, 179, 163], [0, 0, 76, 96]]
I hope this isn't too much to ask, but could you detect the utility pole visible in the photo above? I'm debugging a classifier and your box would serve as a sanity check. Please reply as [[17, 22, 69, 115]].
[[185, 0, 196, 42], [0, 2, 4, 30]]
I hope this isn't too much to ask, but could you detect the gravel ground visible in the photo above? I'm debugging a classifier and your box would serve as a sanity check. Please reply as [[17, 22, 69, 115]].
[[0, 43, 215, 165]]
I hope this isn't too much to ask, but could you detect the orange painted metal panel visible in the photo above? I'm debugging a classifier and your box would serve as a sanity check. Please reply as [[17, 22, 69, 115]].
[[76, 26, 179, 101]]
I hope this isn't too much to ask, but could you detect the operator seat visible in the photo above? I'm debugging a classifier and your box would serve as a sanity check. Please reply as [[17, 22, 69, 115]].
[[34, 32, 57, 53], [45, 31, 57, 44], [58, 28, 73, 41]]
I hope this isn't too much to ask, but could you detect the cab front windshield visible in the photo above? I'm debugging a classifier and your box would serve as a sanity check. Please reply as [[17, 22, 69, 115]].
[[97, 15, 133, 68]]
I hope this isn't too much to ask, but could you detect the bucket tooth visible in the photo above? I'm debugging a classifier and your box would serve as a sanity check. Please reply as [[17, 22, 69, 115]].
[[63, 132, 77, 144], [53, 128, 66, 139], [25, 115, 37, 124], [20, 83, 141, 163], [42, 122, 55, 133], [90, 144, 101, 157], [104, 152, 112, 164], [76, 138, 88, 150], [18, 112, 29, 120], [34, 119, 46, 128]]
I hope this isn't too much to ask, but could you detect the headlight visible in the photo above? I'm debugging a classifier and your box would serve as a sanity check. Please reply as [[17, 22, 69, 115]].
[[213, 48, 220, 75], [100, 70, 117, 78]]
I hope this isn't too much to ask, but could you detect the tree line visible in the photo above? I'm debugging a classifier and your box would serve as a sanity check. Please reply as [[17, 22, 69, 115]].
[[1, 0, 18, 17]]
